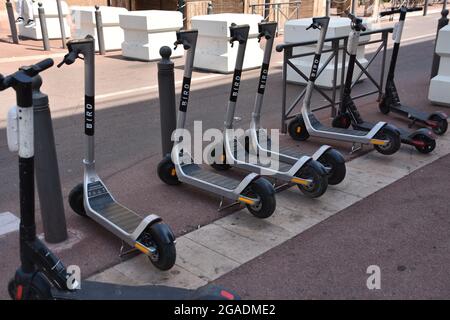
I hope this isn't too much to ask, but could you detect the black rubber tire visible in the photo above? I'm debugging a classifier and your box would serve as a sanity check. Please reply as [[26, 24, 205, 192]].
[[296, 160, 328, 198], [429, 114, 448, 135], [210, 147, 231, 171], [414, 134, 436, 154], [317, 149, 347, 185], [378, 97, 390, 114], [157, 156, 181, 185], [244, 178, 276, 219], [374, 127, 401, 155], [332, 113, 351, 129], [147, 223, 177, 271], [68, 183, 87, 217], [288, 116, 310, 141]]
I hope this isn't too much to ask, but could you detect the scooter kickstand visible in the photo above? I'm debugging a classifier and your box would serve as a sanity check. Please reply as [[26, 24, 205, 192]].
[[218, 197, 241, 212], [119, 241, 139, 259]]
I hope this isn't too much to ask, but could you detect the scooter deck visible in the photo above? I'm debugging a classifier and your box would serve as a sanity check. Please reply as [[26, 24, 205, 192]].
[[392, 104, 429, 121], [309, 113, 367, 136], [87, 181, 142, 234], [51, 282, 237, 300], [233, 147, 294, 173], [182, 163, 241, 190], [354, 120, 418, 145]]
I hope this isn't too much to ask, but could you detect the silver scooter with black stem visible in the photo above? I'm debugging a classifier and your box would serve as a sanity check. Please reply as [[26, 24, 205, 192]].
[[279, 17, 402, 155], [58, 36, 176, 271], [157, 28, 277, 219], [2, 59, 239, 300], [211, 22, 330, 198], [245, 21, 346, 186]]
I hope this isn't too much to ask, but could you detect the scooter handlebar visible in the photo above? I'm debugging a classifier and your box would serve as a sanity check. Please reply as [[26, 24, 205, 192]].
[[346, 12, 366, 31], [379, 6, 422, 17], [0, 58, 54, 90]]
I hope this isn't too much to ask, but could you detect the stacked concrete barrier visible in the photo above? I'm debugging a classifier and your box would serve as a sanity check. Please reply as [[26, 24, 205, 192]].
[[191, 13, 264, 73], [18, 0, 71, 40], [429, 25, 450, 107], [284, 17, 370, 89], [119, 10, 183, 61], [71, 6, 128, 52]]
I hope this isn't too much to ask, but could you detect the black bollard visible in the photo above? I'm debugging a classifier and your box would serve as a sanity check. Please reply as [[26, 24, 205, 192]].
[[33, 75, 68, 243], [431, 9, 449, 78], [38, 3, 51, 51], [95, 5, 106, 55], [157, 46, 177, 157], [6, 0, 19, 44], [56, 0, 67, 49]]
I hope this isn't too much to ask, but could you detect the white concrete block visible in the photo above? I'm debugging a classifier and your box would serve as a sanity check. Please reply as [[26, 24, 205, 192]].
[[0, 212, 19, 236], [17, 0, 71, 40], [429, 25, 450, 106], [119, 10, 183, 61], [71, 6, 128, 52], [284, 17, 371, 88], [191, 13, 264, 73]]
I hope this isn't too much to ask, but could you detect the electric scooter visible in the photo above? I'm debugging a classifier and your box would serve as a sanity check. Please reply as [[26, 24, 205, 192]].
[[244, 21, 347, 187], [332, 12, 436, 154], [279, 16, 402, 155], [209, 22, 329, 198], [1, 59, 238, 300], [59, 36, 176, 271], [378, 6, 448, 135], [157, 28, 277, 219]]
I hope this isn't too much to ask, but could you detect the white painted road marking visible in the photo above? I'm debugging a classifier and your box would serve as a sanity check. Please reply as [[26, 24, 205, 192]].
[[0, 212, 20, 236]]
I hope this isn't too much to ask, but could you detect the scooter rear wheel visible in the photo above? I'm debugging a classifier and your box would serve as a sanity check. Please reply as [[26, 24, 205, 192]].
[[378, 97, 390, 114], [243, 178, 276, 219], [373, 127, 401, 155], [429, 114, 448, 135], [69, 183, 87, 217], [296, 161, 328, 198], [317, 149, 346, 185], [414, 134, 436, 154], [157, 156, 181, 185], [146, 223, 176, 271], [288, 116, 310, 141], [332, 113, 351, 129], [210, 147, 231, 171]]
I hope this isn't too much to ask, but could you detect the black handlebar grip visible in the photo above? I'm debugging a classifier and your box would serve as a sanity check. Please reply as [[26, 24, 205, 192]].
[[34, 58, 55, 73]]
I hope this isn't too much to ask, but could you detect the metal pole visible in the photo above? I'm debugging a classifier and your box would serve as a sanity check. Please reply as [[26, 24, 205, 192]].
[[95, 5, 106, 55], [6, 0, 19, 44], [32, 75, 68, 243], [157, 47, 177, 157], [431, 9, 449, 78], [424, 0, 429, 16], [444, 0, 447, 11], [207, 1, 213, 14], [351, 0, 356, 14], [326, 0, 330, 17], [38, 3, 51, 51], [55, 0, 67, 49], [281, 48, 290, 134]]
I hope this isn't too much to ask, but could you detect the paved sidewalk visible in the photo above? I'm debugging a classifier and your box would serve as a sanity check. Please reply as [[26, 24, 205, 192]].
[[89, 135, 450, 294]]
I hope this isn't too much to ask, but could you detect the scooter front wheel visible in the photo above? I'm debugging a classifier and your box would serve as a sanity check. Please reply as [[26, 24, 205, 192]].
[[243, 178, 276, 219], [378, 97, 390, 115], [210, 147, 231, 171], [317, 149, 346, 185], [373, 127, 401, 155], [146, 223, 176, 271], [157, 156, 181, 185], [68, 183, 87, 217], [414, 134, 436, 154], [332, 113, 351, 129], [288, 116, 310, 141], [296, 160, 328, 198], [8, 274, 52, 300], [429, 114, 448, 135]]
